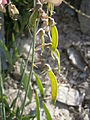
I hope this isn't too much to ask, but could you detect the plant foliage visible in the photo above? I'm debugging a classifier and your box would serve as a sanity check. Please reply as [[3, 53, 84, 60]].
[[0, 0, 62, 119]]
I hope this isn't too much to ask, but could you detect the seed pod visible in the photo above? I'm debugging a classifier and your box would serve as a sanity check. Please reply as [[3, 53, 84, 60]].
[[40, 11, 48, 19], [40, 0, 47, 4], [0, 4, 6, 13], [48, 17, 56, 26], [45, 0, 63, 6], [8, 2, 19, 20], [36, 28, 45, 36]]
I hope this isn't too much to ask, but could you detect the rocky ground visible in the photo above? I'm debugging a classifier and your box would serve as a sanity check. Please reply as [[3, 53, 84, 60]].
[[4, 0, 90, 120]]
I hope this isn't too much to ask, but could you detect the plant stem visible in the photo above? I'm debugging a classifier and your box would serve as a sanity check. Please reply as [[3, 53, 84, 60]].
[[0, 58, 6, 120], [20, 21, 36, 120], [11, 42, 32, 110]]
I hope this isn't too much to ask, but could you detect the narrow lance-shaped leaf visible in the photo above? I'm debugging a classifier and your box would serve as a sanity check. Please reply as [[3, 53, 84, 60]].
[[46, 64, 58, 104], [12, 33, 18, 63], [48, 70, 58, 104], [22, 115, 36, 120], [35, 90, 40, 120], [51, 48, 60, 73], [42, 101, 52, 120], [51, 25, 58, 50], [29, 9, 38, 29], [33, 71, 44, 97], [0, 40, 12, 65]]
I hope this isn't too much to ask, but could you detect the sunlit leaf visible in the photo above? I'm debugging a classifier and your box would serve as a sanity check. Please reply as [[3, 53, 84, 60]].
[[35, 91, 40, 120], [33, 72, 44, 98], [51, 49, 60, 73], [51, 25, 58, 50], [22, 73, 32, 102], [46, 65, 58, 104], [42, 101, 52, 120]]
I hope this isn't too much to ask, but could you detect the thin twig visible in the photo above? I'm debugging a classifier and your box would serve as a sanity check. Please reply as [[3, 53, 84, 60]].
[[63, 0, 90, 19]]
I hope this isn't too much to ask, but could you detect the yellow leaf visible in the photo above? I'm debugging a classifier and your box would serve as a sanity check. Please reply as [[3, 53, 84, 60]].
[[48, 69, 58, 104], [51, 25, 58, 50]]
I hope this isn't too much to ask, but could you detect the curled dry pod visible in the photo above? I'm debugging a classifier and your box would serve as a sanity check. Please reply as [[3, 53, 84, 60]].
[[0, 4, 6, 13], [36, 0, 42, 9], [40, 0, 47, 4], [41, 11, 48, 19], [36, 28, 45, 36], [48, 17, 56, 26], [45, 0, 63, 6], [36, 28, 45, 54], [8, 2, 19, 20]]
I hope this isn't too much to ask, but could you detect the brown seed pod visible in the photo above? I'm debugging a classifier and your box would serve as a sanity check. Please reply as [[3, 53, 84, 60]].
[[45, 0, 63, 6], [40, 11, 48, 19], [0, 4, 6, 13], [8, 2, 19, 20]]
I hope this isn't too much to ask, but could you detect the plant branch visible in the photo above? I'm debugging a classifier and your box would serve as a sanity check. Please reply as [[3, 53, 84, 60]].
[[19, 20, 36, 120], [63, 0, 90, 18]]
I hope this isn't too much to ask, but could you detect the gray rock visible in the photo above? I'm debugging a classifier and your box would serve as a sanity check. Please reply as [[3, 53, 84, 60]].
[[67, 46, 87, 71], [57, 84, 85, 106], [78, 0, 90, 34], [17, 36, 41, 63]]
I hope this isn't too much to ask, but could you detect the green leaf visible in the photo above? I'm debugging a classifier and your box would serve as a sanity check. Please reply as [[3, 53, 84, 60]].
[[48, 68, 58, 104], [51, 49, 60, 73], [35, 91, 40, 120], [33, 72, 44, 98], [51, 25, 58, 50], [0, 95, 10, 111], [22, 115, 36, 120], [29, 9, 38, 29], [42, 101, 52, 120], [22, 73, 32, 102], [16, 107, 20, 119], [10, 97, 17, 109], [12, 33, 18, 64], [0, 40, 12, 65]]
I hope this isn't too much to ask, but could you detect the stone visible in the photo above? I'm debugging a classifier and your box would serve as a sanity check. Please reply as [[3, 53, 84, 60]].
[[78, 0, 90, 34], [57, 84, 85, 106], [17, 36, 41, 63], [67, 46, 88, 71]]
